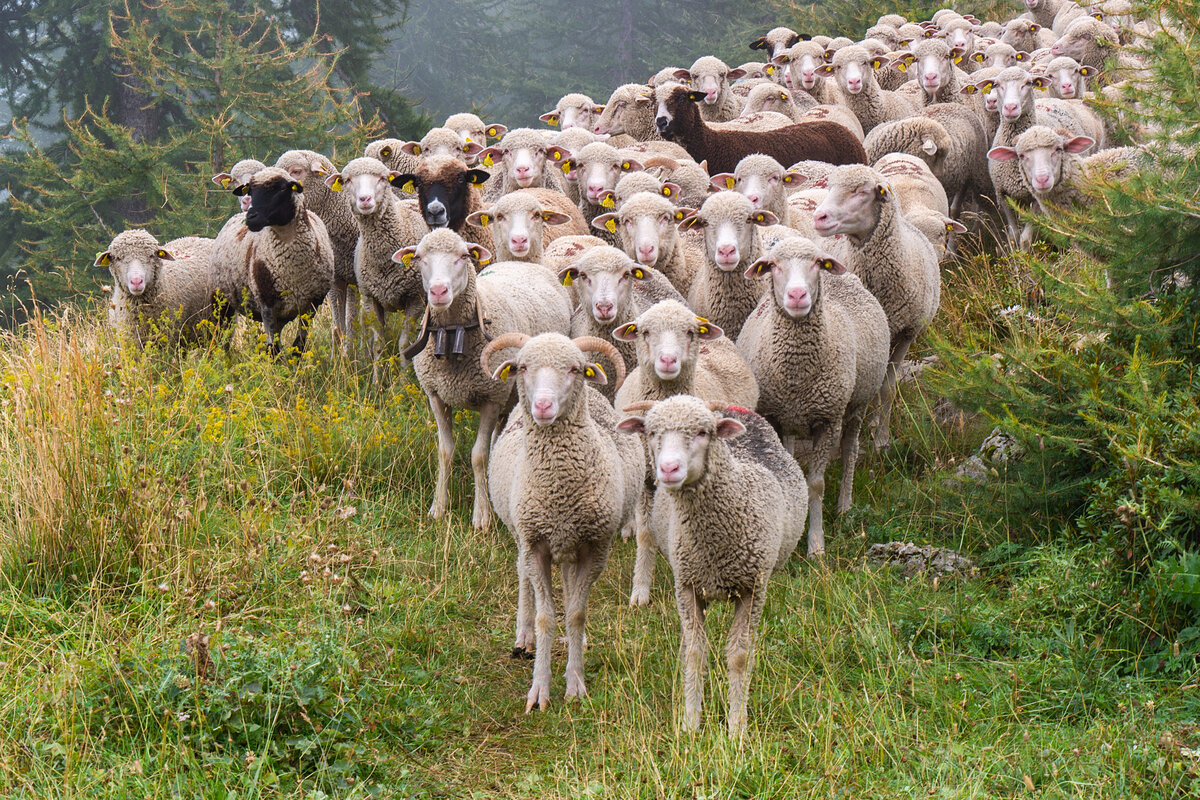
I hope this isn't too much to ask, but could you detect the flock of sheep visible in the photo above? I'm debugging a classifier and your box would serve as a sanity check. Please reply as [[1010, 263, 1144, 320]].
[[94, 0, 1158, 734]]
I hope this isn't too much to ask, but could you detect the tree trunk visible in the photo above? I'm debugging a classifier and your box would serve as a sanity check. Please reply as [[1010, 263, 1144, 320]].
[[612, 0, 634, 87]]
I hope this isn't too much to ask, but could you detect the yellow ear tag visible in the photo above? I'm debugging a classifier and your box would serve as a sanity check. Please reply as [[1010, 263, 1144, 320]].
[[755, 213, 765, 222], [331, 176, 344, 191], [561, 162, 572, 175], [401, 180, 416, 194], [220, 176, 231, 188], [1016, 53, 1026, 61], [290, 182, 303, 192], [487, 126, 499, 137], [482, 153, 494, 167], [780, 92, 788, 100], [155, 249, 170, 258], [1036, 84, 1047, 91], [592, 363, 607, 380], [551, 150, 562, 160], [783, 174, 793, 184], [632, 268, 645, 279], [498, 364, 512, 380], [622, 162, 630, 170], [601, 195, 615, 209], [662, 186, 673, 197], [964, 85, 976, 95], [877, 186, 887, 199], [584, 366, 595, 377], [548, 116, 559, 126], [96, 252, 111, 267], [945, 222, 955, 232], [695, 315, 709, 323], [698, 324, 709, 334], [954, 56, 962, 63], [674, 210, 685, 220], [605, 219, 617, 233], [381, 147, 392, 158], [897, 62, 907, 72], [724, 176, 735, 189], [478, 213, 490, 228], [561, 272, 574, 286], [974, 53, 984, 62], [400, 252, 414, 269], [821, 259, 834, 270], [765, 64, 776, 75], [412, 145, 421, 155]]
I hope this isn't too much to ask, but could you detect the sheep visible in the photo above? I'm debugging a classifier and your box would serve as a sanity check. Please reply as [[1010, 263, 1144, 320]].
[[443, 113, 508, 165], [710, 153, 816, 236], [615, 397, 806, 735], [557, 245, 685, 397], [1024, 0, 1071, 29], [679, 191, 798, 340], [594, 84, 667, 143], [600, 170, 683, 214], [398, 127, 484, 164], [393, 228, 572, 531], [227, 167, 334, 354], [637, 156, 712, 209], [741, 84, 816, 121], [652, 80, 794, 133], [464, 188, 587, 263], [891, 39, 971, 106], [611, 300, 760, 606], [863, 103, 992, 218], [211, 158, 265, 212], [477, 128, 567, 201], [364, 139, 421, 199], [556, 142, 644, 239], [960, 65, 1006, 139], [539, 92, 604, 131], [941, 17, 983, 72], [649, 66, 686, 87], [1043, 55, 1101, 99], [1051, 0, 1094, 35], [798, 104, 866, 141], [275, 149, 361, 351], [394, 155, 494, 252], [974, 41, 1031, 70], [736, 236, 889, 552], [977, 20, 1006, 38], [545, 126, 607, 205], [1003, 18, 1058, 52], [673, 56, 747, 123], [652, 85, 867, 176], [484, 332, 641, 712], [878, 13, 908, 28], [97, 230, 217, 348], [813, 164, 941, 450], [986, 126, 1143, 215], [324, 157, 429, 370], [749, 26, 803, 59], [542, 234, 607, 274], [816, 45, 917, 134], [875, 153, 968, 257], [591, 190, 701, 295], [772, 40, 840, 105], [1048, 17, 1122, 76]]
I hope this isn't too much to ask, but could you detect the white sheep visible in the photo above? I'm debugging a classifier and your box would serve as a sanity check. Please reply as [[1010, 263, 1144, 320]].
[[741, 84, 816, 121], [817, 44, 917, 134], [616, 397, 806, 735], [465, 188, 587, 263], [539, 92, 605, 131], [590, 190, 701, 295], [773, 40, 840, 105], [443, 113, 508, 166], [478, 128, 568, 201], [211, 158, 265, 212], [556, 142, 644, 239], [673, 56, 747, 122]]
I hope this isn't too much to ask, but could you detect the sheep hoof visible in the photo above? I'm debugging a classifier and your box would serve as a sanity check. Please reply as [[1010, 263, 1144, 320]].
[[525, 683, 550, 713], [511, 647, 534, 660], [629, 588, 650, 607]]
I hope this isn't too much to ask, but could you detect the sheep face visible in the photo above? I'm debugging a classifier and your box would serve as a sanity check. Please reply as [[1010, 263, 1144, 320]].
[[493, 335, 605, 426], [746, 240, 846, 318], [677, 57, 737, 105], [617, 397, 745, 489], [1046, 58, 1100, 99], [558, 248, 645, 324], [715, 155, 787, 212], [444, 113, 506, 161], [541, 94, 604, 132], [749, 27, 802, 60], [897, 43, 962, 97], [1049, 19, 1118, 60], [680, 193, 776, 271], [334, 162, 398, 217], [95, 231, 172, 298], [594, 86, 653, 136], [987, 70, 1051, 122], [988, 131, 1096, 195], [478, 134, 552, 190], [567, 144, 644, 205], [817, 46, 881, 96], [943, 20, 977, 52], [395, 157, 489, 230], [654, 87, 702, 139], [394, 230, 490, 311], [594, 193, 681, 266], [613, 301, 722, 381], [405, 128, 480, 162], [467, 195, 571, 258], [812, 170, 887, 238], [212, 158, 265, 212], [239, 172, 303, 232], [744, 86, 793, 117], [774, 43, 828, 91]]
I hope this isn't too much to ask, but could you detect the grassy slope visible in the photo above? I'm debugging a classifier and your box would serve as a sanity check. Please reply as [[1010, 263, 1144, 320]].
[[0, 271, 1196, 799]]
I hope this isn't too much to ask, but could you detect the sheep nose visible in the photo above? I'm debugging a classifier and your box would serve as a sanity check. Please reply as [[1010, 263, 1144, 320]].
[[129, 277, 144, 290], [428, 284, 449, 303], [594, 301, 614, 318], [533, 398, 553, 415], [655, 116, 669, 130], [239, 196, 252, 211], [514, 166, 530, 177], [658, 461, 681, 480], [787, 288, 808, 305], [745, 194, 760, 206], [925, 73, 938, 82], [847, 78, 861, 89], [704, 90, 717, 102], [510, 235, 529, 251], [637, 245, 656, 259], [1003, 102, 1019, 115], [657, 354, 677, 371], [717, 244, 737, 258]]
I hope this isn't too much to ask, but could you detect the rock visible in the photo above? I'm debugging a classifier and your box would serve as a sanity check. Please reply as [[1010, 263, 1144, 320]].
[[866, 541, 975, 580]]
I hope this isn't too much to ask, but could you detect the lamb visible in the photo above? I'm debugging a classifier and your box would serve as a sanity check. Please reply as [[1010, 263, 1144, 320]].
[[1002, 18, 1058, 52], [539, 92, 604, 131], [556, 142, 644, 239], [772, 40, 840, 105], [673, 56, 747, 123], [591, 190, 701, 295], [679, 191, 798, 340], [211, 158, 265, 212], [393, 229, 572, 531], [275, 149, 361, 351], [485, 332, 642, 712], [464, 188, 587, 263], [816, 45, 917, 134], [863, 104, 992, 218], [611, 300, 760, 606], [394, 155, 494, 252], [892, 39, 971, 106], [986, 126, 1143, 215], [97, 230, 217, 348], [741, 84, 815, 121], [557, 245, 685, 396], [227, 167, 334, 354], [749, 26, 803, 59], [324, 157, 429, 370], [1042, 55, 1101, 99], [653, 85, 867, 176], [736, 236, 889, 552], [477, 128, 568, 201], [813, 164, 941, 450], [615, 397, 806, 735], [875, 153, 967, 257]]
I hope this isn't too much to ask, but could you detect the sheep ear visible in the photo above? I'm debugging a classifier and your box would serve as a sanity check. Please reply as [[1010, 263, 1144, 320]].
[[972, 52, 985, 63], [892, 55, 912, 71], [815, 64, 836, 77], [485, 124, 507, 138], [749, 36, 769, 50], [310, 160, 327, 175], [155, 248, 175, 261], [1079, 65, 1101, 78], [465, 169, 490, 187], [715, 417, 746, 438], [875, 184, 889, 201], [921, 138, 938, 155], [598, 190, 617, 209], [634, 94, 652, 105], [557, 266, 579, 286], [661, 182, 681, 198], [592, 213, 619, 234], [289, 181, 303, 193], [677, 214, 706, 231], [593, 104, 605, 114], [727, 68, 747, 81], [462, 142, 484, 158], [467, 244, 492, 265], [960, 84, 977, 96], [545, 145, 570, 163], [748, 210, 779, 226], [392, 247, 417, 268], [711, 173, 736, 191], [391, 172, 418, 193], [673, 68, 693, 81], [950, 46, 966, 61], [400, 142, 422, 156], [212, 172, 232, 188], [541, 210, 573, 225], [467, 210, 491, 228], [94, 251, 112, 268], [1014, 51, 1029, 61], [818, 257, 846, 274], [673, 207, 696, 222], [492, 359, 517, 382], [695, 317, 723, 339], [478, 147, 503, 168], [944, 218, 968, 234], [1064, 136, 1095, 154], [686, 91, 707, 102], [620, 158, 643, 173], [615, 416, 646, 435], [583, 363, 607, 385], [232, 184, 251, 197], [770, 53, 791, 65], [612, 322, 638, 341], [782, 169, 805, 185], [1031, 76, 1051, 91], [745, 258, 772, 279], [631, 266, 648, 280], [764, 63, 778, 76], [1029, 23, 1040, 32], [324, 172, 344, 191], [539, 111, 560, 126], [558, 159, 576, 176], [987, 146, 1018, 162]]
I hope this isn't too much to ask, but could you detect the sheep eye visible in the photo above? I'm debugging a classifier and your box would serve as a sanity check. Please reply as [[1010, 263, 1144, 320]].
[[519, 364, 528, 373], [569, 366, 579, 374]]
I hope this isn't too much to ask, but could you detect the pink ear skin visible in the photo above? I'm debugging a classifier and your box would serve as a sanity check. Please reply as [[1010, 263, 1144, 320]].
[[391, 246, 417, 264], [541, 210, 573, 225], [987, 146, 1018, 162], [545, 145, 570, 163], [212, 172, 232, 187], [714, 417, 746, 438], [583, 363, 608, 385], [672, 68, 692, 81], [477, 147, 504, 164], [462, 142, 484, 158], [616, 416, 646, 435], [820, 257, 847, 274], [744, 259, 772, 280], [324, 172, 342, 189], [947, 219, 968, 234], [697, 321, 724, 340], [710, 173, 736, 191], [747, 209, 779, 226], [677, 214, 706, 232], [492, 359, 517, 382], [727, 68, 747, 81], [538, 111, 559, 124], [1064, 136, 1096, 154], [399, 142, 422, 156], [591, 213, 619, 232], [467, 244, 493, 263], [611, 322, 638, 342], [464, 210, 490, 227]]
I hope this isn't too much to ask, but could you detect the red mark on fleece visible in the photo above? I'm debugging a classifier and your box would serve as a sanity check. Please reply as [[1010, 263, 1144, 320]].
[[726, 405, 751, 413]]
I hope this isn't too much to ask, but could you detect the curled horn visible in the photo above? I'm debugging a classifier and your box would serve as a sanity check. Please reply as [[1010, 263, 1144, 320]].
[[571, 336, 627, 390], [480, 332, 531, 376], [622, 401, 654, 414]]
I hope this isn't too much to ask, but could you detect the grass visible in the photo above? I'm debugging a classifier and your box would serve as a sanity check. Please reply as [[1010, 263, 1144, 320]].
[[0, 270, 1197, 799]]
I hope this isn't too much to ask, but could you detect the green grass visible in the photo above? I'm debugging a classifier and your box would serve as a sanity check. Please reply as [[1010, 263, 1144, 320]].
[[0, 286, 1197, 799]]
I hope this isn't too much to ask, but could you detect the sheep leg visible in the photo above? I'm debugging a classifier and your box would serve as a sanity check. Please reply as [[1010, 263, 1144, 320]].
[[260, 307, 281, 356], [805, 422, 837, 558], [726, 572, 765, 737], [427, 393, 455, 520], [525, 541, 555, 713], [512, 541, 535, 658], [837, 408, 866, 514], [344, 284, 361, 350], [997, 192, 1021, 250], [291, 306, 317, 354], [329, 280, 351, 354], [872, 334, 915, 451], [629, 487, 657, 607], [565, 542, 602, 701], [675, 581, 707, 732], [470, 403, 500, 530], [370, 297, 388, 385]]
